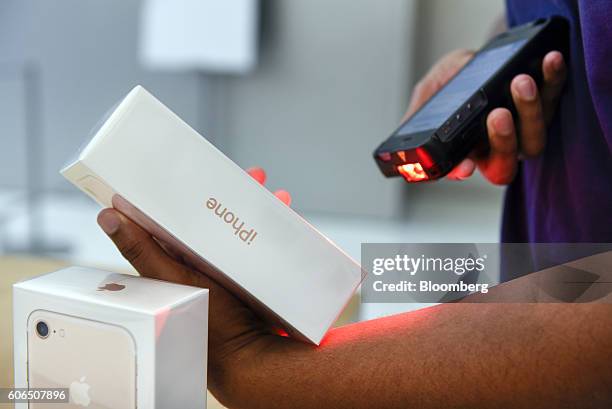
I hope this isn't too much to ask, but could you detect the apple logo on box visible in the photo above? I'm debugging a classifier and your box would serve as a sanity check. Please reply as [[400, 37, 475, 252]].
[[70, 376, 91, 406], [97, 282, 125, 292]]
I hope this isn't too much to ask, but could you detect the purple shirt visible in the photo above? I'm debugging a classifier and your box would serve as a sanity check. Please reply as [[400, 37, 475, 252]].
[[502, 0, 612, 243]]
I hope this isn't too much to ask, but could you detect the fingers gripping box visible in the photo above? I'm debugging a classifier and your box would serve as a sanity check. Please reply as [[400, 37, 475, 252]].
[[13, 267, 209, 409], [61, 86, 364, 344]]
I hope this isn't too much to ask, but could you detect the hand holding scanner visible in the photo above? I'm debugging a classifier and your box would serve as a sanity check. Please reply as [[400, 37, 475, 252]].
[[374, 16, 569, 182]]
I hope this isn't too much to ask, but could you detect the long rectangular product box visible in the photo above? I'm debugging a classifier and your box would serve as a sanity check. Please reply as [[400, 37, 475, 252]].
[[61, 86, 364, 344]]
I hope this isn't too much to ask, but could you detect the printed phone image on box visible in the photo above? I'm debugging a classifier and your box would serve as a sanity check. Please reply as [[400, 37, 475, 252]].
[[13, 267, 209, 409], [61, 86, 365, 344]]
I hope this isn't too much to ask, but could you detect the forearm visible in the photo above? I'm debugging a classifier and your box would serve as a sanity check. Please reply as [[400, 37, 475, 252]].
[[100, 190, 609, 408], [217, 299, 612, 408]]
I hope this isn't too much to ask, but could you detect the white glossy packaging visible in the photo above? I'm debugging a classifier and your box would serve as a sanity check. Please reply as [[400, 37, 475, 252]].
[[13, 267, 209, 409], [61, 85, 364, 344]]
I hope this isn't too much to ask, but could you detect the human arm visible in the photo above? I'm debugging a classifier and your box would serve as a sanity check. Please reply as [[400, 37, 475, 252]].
[[97, 204, 612, 409]]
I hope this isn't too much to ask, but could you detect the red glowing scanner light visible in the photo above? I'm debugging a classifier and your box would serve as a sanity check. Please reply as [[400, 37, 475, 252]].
[[397, 162, 429, 182]]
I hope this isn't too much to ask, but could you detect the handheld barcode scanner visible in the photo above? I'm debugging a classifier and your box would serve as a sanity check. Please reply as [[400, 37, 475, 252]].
[[374, 16, 569, 182]]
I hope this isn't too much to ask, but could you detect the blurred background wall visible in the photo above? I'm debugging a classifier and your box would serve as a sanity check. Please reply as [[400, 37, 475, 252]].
[[0, 0, 504, 213], [0, 0, 204, 190]]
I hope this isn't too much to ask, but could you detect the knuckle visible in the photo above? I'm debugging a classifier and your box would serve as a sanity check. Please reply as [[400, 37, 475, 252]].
[[120, 240, 146, 264], [523, 112, 546, 130], [488, 129, 517, 156], [517, 116, 546, 155], [519, 107, 544, 124], [517, 100, 545, 124]]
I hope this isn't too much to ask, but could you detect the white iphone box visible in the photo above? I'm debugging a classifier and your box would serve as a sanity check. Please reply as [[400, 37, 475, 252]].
[[61, 85, 364, 344], [13, 267, 209, 409]]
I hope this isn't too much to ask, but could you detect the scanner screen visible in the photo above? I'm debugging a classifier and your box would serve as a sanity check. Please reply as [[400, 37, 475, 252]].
[[397, 38, 528, 136]]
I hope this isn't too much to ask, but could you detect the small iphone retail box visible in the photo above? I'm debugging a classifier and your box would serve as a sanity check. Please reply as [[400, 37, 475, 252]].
[[61, 85, 364, 344], [13, 267, 209, 409]]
